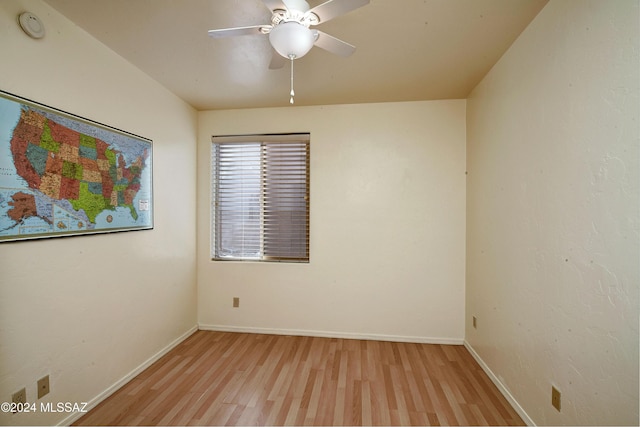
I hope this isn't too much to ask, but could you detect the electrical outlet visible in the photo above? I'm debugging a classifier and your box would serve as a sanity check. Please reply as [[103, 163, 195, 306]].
[[12, 387, 26, 412], [551, 386, 561, 411], [233, 297, 239, 308], [472, 316, 477, 329], [37, 375, 50, 399]]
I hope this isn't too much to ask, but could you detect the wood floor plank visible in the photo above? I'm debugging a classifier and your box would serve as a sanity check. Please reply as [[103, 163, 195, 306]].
[[73, 331, 525, 426]]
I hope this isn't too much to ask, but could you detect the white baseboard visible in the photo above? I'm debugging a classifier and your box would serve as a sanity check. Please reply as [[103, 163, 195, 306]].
[[59, 325, 198, 426], [463, 340, 535, 426], [198, 323, 464, 345]]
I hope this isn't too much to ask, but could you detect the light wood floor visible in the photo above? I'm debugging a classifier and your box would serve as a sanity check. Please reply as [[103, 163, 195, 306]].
[[74, 331, 524, 426]]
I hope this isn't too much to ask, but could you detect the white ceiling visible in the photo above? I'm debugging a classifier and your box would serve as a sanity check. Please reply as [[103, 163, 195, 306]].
[[43, 0, 548, 111]]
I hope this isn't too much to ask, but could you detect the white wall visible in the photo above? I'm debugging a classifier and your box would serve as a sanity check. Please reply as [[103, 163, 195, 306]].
[[197, 101, 466, 342], [0, 1, 198, 425], [466, 0, 639, 425]]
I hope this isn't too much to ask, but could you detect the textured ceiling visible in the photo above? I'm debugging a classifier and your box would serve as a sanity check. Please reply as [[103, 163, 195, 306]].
[[43, 0, 548, 110]]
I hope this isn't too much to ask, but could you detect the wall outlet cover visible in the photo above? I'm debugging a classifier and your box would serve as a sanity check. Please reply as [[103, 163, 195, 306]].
[[38, 375, 50, 399], [551, 386, 561, 411], [12, 388, 27, 412]]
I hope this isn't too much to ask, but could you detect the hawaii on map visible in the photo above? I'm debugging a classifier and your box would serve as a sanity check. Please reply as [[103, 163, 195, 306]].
[[0, 91, 152, 241]]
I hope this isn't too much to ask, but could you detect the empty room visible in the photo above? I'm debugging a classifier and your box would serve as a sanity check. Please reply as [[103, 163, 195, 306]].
[[0, 0, 637, 426]]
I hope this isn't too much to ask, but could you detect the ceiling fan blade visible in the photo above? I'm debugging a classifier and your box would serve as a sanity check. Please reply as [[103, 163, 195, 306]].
[[208, 25, 270, 38], [313, 30, 356, 57], [308, 0, 369, 24], [263, 0, 288, 12], [269, 49, 286, 69]]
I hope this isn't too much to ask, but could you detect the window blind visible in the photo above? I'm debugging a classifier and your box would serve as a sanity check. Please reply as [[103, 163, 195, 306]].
[[211, 134, 309, 262]]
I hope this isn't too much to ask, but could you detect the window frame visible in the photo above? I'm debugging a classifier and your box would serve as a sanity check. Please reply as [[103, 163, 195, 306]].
[[211, 133, 310, 263]]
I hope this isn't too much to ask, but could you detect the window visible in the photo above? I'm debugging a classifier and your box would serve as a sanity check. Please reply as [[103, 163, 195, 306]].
[[211, 134, 310, 262]]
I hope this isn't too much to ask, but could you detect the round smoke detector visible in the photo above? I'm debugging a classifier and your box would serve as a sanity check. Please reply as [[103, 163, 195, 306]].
[[18, 12, 45, 39]]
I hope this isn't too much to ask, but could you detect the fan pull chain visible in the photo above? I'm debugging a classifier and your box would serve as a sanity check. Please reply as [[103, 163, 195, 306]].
[[289, 55, 295, 104]]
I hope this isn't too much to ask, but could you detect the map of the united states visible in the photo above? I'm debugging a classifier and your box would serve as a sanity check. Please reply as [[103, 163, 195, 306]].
[[0, 96, 151, 240]]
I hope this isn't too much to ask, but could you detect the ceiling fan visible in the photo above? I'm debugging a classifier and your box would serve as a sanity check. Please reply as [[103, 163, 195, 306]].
[[208, 0, 370, 103]]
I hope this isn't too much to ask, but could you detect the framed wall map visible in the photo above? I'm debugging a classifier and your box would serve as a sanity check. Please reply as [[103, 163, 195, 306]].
[[0, 90, 153, 242]]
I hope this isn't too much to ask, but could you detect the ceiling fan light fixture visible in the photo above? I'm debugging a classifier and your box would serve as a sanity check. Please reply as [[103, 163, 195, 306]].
[[269, 21, 315, 59], [207, 0, 371, 104]]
